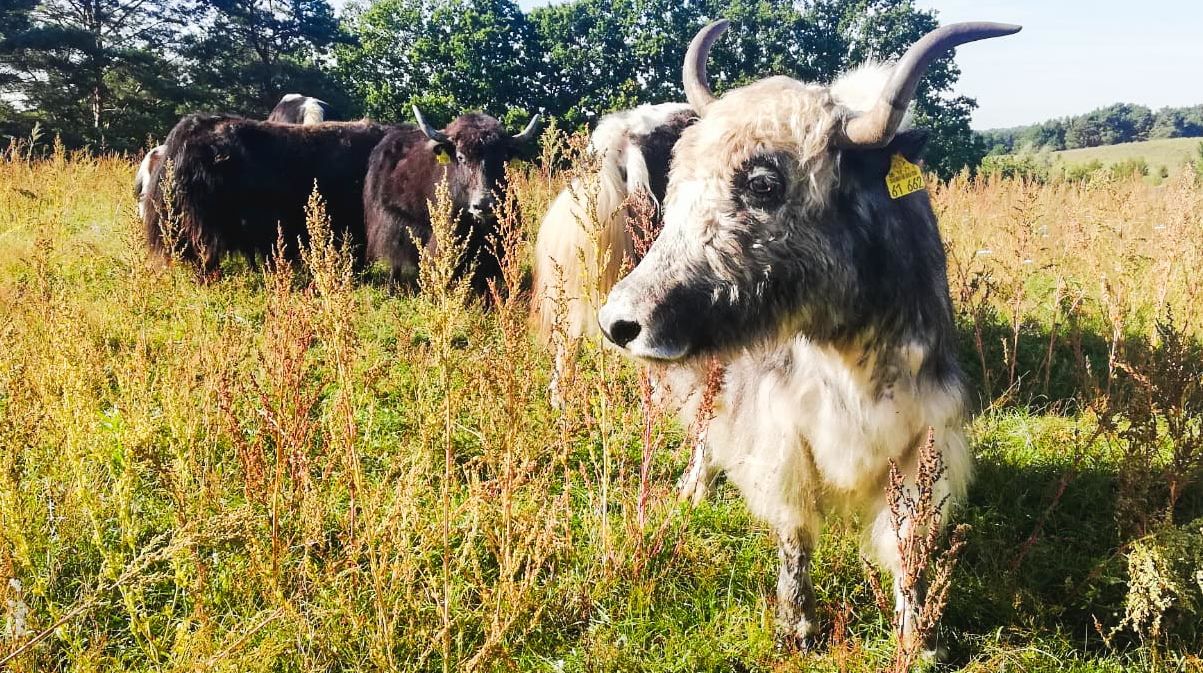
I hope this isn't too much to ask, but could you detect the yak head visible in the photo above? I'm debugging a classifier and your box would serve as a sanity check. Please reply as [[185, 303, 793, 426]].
[[413, 107, 540, 225], [598, 20, 1019, 362]]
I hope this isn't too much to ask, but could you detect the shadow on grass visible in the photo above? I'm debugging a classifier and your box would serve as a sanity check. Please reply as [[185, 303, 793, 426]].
[[946, 447, 1203, 664], [955, 311, 1116, 414]]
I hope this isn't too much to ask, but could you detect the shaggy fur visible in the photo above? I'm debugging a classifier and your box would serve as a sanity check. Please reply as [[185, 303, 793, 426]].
[[363, 113, 536, 294], [599, 64, 968, 645], [531, 103, 697, 344], [143, 115, 391, 272], [267, 94, 333, 125]]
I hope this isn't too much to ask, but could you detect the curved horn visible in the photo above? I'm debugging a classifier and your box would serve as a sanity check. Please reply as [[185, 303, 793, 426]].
[[683, 19, 729, 113], [512, 113, 542, 143], [412, 105, 448, 143], [836, 22, 1021, 149]]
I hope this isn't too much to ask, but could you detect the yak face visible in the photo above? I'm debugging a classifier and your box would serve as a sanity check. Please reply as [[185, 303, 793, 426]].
[[598, 75, 939, 362], [599, 78, 859, 361], [414, 110, 540, 227], [598, 19, 1019, 363]]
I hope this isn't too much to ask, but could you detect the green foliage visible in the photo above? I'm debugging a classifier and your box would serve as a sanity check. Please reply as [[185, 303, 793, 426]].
[[180, 0, 353, 119], [0, 0, 190, 150], [1063, 159, 1104, 182], [981, 103, 1203, 155], [337, 0, 540, 125], [979, 152, 1052, 182], [1109, 157, 1149, 180], [0, 0, 351, 150]]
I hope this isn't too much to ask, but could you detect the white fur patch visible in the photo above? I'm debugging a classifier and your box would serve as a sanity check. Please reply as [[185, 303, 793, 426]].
[[831, 63, 914, 129]]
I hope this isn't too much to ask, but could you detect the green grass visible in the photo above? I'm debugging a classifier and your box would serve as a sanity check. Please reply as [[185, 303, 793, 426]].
[[0, 149, 1201, 672], [1051, 137, 1202, 177]]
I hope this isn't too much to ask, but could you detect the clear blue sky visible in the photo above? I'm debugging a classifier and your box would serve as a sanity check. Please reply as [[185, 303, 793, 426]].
[[336, 0, 1203, 130], [911, 0, 1203, 129]]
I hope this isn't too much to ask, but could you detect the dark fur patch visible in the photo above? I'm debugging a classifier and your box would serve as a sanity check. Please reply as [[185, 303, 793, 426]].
[[143, 114, 389, 272], [635, 109, 698, 205], [363, 113, 535, 294]]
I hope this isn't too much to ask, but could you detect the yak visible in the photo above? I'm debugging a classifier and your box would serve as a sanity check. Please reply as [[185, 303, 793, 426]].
[[530, 102, 697, 403], [267, 94, 333, 125], [133, 144, 166, 218], [531, 102, 697, 345], [363, 106, 540, 294], [143, 114, 391, 272], [598, 20, 1020, 652]]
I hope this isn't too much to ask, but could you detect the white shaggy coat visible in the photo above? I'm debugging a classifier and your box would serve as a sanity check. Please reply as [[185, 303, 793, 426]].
[[605, 63, 968, 643], [531, 102, 692, 344]]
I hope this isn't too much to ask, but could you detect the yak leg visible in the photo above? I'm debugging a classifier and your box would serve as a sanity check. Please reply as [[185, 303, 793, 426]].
[[775, 528, 818, 649], [677, 437, 716, 504], [865, 501, 945, 661]]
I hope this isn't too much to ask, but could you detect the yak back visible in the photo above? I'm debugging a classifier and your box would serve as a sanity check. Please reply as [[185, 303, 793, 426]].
[[144, 114, 391, 269]]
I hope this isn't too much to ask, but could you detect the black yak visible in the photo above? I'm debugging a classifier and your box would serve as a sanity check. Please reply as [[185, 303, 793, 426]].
[[143, 114, 391, 273]]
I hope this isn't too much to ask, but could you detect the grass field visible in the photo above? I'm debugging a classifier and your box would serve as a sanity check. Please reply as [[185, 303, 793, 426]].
[[1051, 137, 1203, 178], [1, 138, 1202, 672]]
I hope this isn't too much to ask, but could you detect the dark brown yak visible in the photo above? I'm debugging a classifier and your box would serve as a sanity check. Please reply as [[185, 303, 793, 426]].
[[363, 106, 540, 294]]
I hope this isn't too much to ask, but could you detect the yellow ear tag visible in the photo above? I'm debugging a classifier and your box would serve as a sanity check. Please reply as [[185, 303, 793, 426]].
[[885, 153, 924, 199], [435, 148, 450, 165]]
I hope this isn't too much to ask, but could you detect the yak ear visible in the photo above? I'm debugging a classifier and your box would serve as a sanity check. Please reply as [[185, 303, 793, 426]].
[[842, 128, 931, 180], [510, 138, 540, 162], [888, 129, 930, 164]]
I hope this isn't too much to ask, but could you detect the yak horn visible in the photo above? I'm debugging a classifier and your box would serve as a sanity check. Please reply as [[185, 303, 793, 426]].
[[683, 19, 729, 113], [413, 105, 449, 143], [512, 114, 542, 143], [836, 22, 1021, 149]]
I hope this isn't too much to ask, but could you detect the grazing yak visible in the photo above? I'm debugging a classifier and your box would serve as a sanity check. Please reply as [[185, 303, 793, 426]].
[[598, 20, 1020, 649], [531, 102, 697, 345], [134, 144, 165, 218], [363, 106, 540, 293], [267, 94, 333, 125], [143, 114, 391, 272]]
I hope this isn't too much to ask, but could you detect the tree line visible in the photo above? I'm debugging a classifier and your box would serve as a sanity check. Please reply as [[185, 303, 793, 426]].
[[980, 103, 1203, 155], [1, 0, 991, 177]]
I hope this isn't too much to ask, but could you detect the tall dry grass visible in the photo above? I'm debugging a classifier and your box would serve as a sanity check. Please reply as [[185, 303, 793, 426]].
[[0, 139, 1201, 671]]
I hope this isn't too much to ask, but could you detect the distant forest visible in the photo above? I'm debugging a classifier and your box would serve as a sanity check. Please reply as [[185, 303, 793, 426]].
[[979, 103, 1203, 155], [2, 0, 1004, 178]]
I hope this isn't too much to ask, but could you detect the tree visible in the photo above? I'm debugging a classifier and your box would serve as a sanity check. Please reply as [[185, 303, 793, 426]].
[[337, 0, 539, 126], [180, 0, 351, 119], [0, 0, 188, 149]]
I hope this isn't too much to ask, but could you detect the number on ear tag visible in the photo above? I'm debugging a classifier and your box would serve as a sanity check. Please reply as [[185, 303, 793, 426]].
[[885, 153, 924, 199]]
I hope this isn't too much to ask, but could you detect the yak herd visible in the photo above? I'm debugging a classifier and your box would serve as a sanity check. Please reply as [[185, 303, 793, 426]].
[[135, 20, 1021, 653]]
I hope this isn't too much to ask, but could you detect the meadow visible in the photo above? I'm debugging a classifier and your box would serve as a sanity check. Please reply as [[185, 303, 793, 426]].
[[1, 134, 1201, 672], [1049, 138, 1203, 179]]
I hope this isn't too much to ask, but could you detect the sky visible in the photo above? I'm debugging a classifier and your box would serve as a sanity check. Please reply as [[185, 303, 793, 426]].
[[334, 0, 1203, 130]]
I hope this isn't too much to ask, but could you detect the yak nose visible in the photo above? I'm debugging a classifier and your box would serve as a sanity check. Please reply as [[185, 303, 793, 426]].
[[468, 196, 495, 219], [607, 320, 642, 348], [598, 301, 641, 349]]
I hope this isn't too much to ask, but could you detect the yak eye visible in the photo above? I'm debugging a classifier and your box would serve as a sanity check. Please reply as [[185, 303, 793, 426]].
[[456, 152, 467, 164], [745, 166, 782, 199]]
